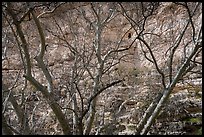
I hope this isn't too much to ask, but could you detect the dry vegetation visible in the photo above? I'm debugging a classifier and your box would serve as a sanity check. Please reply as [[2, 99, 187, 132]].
[[2, 2, 202, 135]]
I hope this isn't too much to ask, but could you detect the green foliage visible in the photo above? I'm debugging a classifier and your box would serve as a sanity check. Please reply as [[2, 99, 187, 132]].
[[184, 117, 202, 123], [191, 126, 202, 135], [183, 117, 202, 135], [196, 127, 202, 135]]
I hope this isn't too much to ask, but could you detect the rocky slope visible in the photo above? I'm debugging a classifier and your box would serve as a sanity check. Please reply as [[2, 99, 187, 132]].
[[2, 2, 202, 135]]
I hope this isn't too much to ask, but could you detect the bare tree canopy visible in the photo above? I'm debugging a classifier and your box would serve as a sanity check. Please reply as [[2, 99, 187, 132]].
[[2, 2, 202, 135]]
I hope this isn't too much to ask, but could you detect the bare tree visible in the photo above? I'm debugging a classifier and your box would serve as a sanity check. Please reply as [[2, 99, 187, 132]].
[[2, 2, 132, 135], [3, 2, 72, 134], [44, 2, 134, 134], [119, 2, 202, 135], [2, 2, 201, 135]]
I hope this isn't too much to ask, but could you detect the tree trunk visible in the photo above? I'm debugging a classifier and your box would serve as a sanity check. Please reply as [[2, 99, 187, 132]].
[[137, 44, 201, 135]]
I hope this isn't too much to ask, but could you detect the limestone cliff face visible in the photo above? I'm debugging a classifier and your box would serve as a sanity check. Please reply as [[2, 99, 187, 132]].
[[138, 2, 201, 69], [2, 2, 202, 135], [2, 3, 199, 69], [2, 2, 202, 92]]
